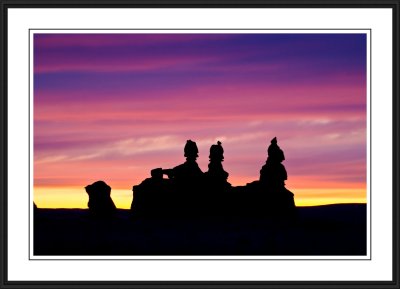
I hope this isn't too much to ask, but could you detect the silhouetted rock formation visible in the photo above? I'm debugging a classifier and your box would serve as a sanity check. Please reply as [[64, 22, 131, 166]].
[[205, 141, 230, 185], [261, 137, 295, 212], [131, 140, 205, 217], [131, 168, 174, 217], [236, 137, 296, 217], [85, 181, 117, 217], [130, 138, 296, 219], [163, 140, 203, 184], [203, 141, 232, 215], [260, 137, 286, 186]]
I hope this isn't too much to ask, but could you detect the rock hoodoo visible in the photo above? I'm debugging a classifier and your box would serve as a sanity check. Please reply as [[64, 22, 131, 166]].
[[85, 180, 117, 217], [130, 137, 296, 218]]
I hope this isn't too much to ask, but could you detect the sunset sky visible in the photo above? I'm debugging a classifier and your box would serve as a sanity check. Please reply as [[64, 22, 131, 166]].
[[33, 33, 367, 209]]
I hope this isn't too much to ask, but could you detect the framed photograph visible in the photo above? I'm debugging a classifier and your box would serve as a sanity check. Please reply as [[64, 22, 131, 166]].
[[1, 1, 399, 288]]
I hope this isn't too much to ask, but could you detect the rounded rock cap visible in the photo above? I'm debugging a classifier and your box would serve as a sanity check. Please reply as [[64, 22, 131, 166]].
[[267, 137, 285, 161], [209, 141, 224, 160], [184, 139, 199, 158]]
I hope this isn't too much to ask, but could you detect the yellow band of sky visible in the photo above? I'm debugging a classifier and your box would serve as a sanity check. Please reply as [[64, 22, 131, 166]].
[[34, 186, 366, 209]]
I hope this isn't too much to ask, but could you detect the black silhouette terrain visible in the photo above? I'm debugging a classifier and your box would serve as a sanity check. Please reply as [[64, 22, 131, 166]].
[[33, 137, 367, 256], [131, 138, 296, 218]]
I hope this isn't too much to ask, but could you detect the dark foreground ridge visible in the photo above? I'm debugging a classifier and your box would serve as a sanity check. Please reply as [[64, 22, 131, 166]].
[[34, 204, 367, 256]]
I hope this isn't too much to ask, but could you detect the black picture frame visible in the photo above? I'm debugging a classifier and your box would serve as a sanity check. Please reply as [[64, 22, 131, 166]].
[[1, 0, 399, 288]]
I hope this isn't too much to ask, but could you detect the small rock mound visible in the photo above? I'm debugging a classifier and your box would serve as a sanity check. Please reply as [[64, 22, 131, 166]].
[[85, 180, 117, 217]]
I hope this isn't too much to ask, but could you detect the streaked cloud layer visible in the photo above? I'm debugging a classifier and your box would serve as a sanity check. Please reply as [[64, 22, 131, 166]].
[[34, 33, 367, 208]]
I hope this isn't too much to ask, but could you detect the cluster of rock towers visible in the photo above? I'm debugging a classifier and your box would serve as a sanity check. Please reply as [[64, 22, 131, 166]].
[[85, 137, 296, 218]]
